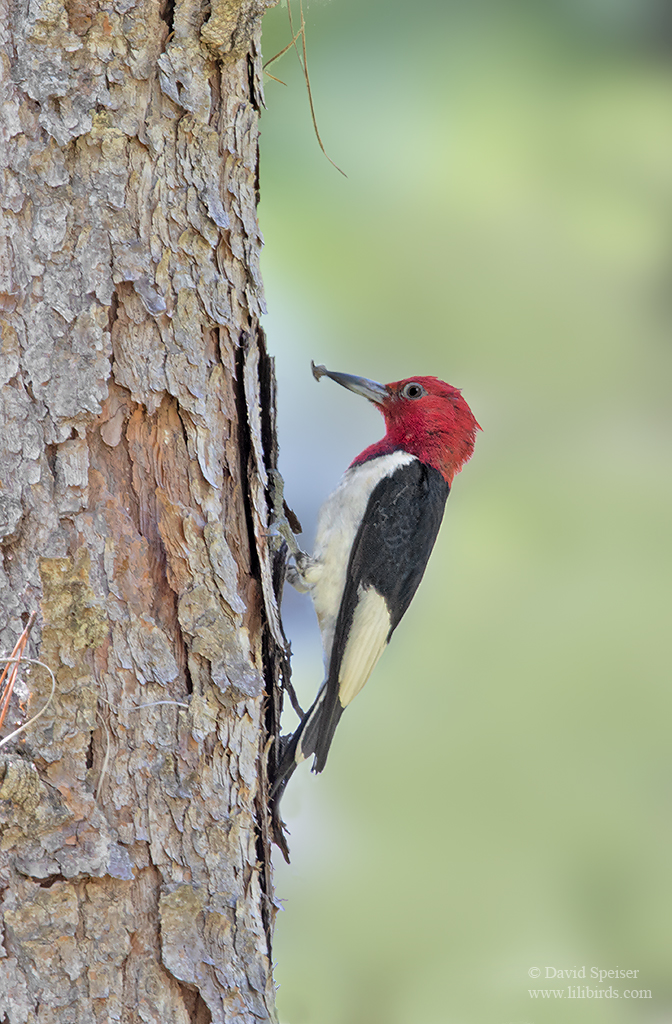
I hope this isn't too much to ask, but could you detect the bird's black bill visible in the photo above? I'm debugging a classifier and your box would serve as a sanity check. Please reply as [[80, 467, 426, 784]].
[[311, 361, 388, 405]]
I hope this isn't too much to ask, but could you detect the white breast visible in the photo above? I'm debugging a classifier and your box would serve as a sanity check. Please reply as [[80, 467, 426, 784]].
[[302, 451, 416, 665]]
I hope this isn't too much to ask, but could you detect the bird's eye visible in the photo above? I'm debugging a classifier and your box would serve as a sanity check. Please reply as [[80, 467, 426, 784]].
[[401, 382, 426, 400]]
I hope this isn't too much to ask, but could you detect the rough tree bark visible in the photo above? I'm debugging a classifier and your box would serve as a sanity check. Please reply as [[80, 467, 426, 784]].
[[0, 0, 287, 1020]]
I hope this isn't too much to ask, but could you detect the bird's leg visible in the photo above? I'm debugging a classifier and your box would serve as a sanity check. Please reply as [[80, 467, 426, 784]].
[[267, 469, 313, 591]]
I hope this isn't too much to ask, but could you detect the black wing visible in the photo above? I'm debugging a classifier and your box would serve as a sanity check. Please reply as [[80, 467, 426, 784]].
[[311, 459, 450, 771]]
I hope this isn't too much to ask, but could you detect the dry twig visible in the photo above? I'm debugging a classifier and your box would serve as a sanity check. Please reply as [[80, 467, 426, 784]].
[[0, 657, 57, 750], [263, 0, 346, 177], [0, 612, 37, 733]]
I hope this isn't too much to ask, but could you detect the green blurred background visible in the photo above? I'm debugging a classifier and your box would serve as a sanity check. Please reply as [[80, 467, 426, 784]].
[[258, 2, 672, 1021]]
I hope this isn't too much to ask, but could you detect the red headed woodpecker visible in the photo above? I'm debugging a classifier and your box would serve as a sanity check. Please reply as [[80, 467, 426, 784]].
[[271, 363, 480, 799]]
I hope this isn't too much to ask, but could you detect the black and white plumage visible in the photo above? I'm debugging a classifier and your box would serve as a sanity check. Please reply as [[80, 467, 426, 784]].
[[270, 365, 479, 801]]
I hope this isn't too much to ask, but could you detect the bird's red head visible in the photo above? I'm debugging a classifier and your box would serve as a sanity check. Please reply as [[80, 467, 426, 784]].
[[312, 364, 481, 483]]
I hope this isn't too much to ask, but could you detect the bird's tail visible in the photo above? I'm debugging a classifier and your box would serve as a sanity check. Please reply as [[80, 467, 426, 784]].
[[270, 684, 344, 800]]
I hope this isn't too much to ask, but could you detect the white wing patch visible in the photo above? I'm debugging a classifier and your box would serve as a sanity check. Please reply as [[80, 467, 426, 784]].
[[338, 586, 391, 707]]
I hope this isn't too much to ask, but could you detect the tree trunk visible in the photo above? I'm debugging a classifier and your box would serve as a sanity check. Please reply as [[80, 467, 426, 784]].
[[0, 0, 284, 1020]]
